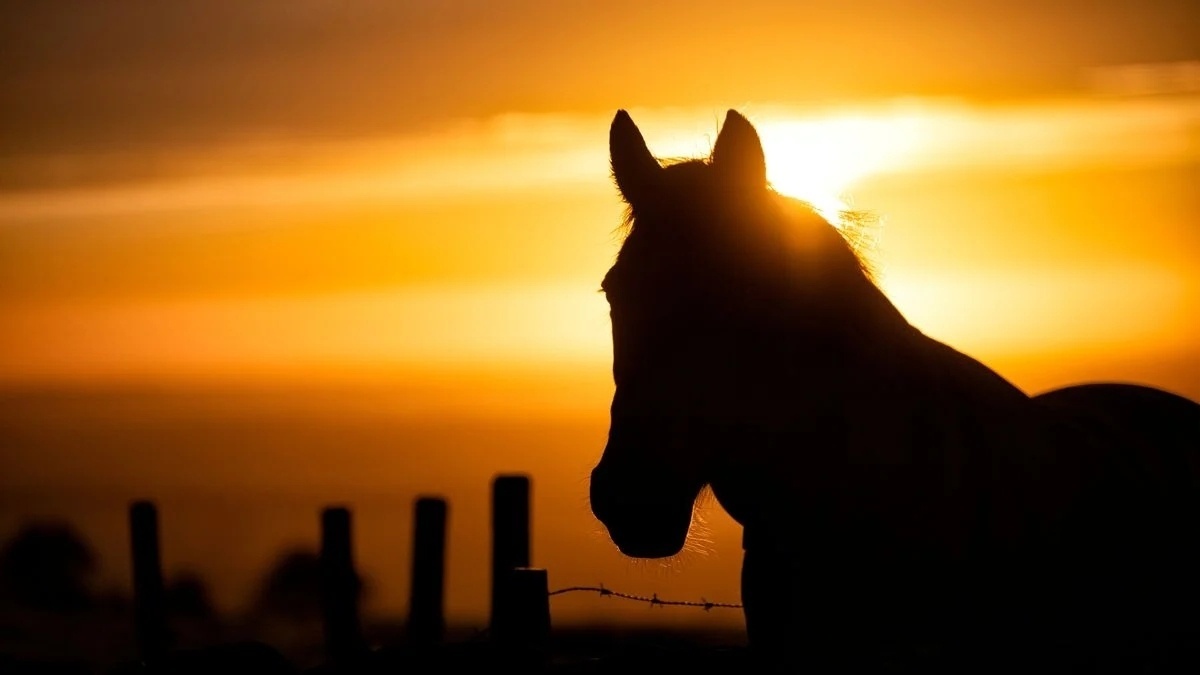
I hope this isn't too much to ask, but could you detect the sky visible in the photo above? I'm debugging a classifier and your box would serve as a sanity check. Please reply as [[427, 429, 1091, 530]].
[[1, 0, 1198, 628], [2, 1, 1197, 155]]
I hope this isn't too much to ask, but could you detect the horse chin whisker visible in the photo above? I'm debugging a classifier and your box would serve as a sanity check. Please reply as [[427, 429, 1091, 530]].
[[588, 522, 615, 546], [629, 503, 717, 573], [654, 552, 696, 573], [651, 539, 711, 575], [625, 551, 690, 576], [681, 494, 716, 559]]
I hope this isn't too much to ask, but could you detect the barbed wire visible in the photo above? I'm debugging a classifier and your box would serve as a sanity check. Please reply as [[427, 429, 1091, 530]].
[[548, 584, 742, 611]]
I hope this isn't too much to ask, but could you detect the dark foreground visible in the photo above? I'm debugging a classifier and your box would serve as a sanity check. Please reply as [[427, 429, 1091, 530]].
[[7, 628, 1200, 675], [1, 625, 752, 675]]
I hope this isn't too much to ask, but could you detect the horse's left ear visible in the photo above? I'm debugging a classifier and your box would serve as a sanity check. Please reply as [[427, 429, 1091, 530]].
[[712, 110, 767, 187]]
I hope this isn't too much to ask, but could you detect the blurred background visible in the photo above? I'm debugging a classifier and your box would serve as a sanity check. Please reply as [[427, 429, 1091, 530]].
[[1, 0, 1197, 666]]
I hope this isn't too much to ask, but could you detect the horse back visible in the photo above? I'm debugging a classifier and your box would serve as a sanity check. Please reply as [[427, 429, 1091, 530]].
[[1030, 382, 1200, 571], [1032, 382, 1200, 492], [1034, 382, 1200, 432]]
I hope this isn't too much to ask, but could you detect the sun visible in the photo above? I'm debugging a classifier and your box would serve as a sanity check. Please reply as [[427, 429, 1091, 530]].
[[755, 112, 926, 224]]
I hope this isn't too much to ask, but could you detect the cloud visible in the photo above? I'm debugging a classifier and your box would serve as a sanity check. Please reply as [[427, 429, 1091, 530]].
[[3, 1, 1195, 153], [1, 96, 1196, 221]]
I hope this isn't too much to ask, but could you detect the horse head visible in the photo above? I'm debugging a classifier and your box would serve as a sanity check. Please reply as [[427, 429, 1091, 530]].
[[588, 109, 877, 558]]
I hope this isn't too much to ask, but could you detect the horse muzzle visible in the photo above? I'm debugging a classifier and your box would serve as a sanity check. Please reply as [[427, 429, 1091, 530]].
[[589, 462, 697, 559]]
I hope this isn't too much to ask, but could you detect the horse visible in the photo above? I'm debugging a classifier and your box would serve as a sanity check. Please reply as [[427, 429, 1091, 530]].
[[587, 108, 1200, 672]]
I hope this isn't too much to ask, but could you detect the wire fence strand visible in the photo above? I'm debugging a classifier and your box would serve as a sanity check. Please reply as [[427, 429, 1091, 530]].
[[549, 584, 743, 611]]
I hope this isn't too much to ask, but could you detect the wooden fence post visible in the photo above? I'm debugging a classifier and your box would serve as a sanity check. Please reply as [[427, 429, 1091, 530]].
[[493, 567, 551, 655], [407, 496, 448, 648], [490, 474, 531, 636], [320, 505, 364, 665], [129, 500, 170, 663]]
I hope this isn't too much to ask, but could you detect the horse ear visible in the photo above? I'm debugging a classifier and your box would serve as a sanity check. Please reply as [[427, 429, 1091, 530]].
[[610, 110, 661, 207], [712, 110, 767, 187]]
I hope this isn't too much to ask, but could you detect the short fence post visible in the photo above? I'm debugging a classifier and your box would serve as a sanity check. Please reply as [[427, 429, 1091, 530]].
[[320, 506, 365, 665], [129, 500, 170, 663], [493, 567, 551, 657], [490, 474, 531, 636], [407, 496, 448, 648]]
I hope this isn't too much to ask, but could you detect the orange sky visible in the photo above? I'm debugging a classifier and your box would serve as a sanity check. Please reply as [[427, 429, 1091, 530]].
[[2, 97, 1197, 398], [1, 0, 1198, 628]]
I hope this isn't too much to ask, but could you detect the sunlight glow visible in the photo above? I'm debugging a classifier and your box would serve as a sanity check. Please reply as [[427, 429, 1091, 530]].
[[880, 265, 1197, 359], [0, 284, 614, 383], [4, 97, 1194, 223], [1, 97, 1197, 396], [755, 114, 927, 222]]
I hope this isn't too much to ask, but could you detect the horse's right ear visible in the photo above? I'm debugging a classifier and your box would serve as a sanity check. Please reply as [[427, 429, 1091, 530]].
[[610, 110, 661, 208]]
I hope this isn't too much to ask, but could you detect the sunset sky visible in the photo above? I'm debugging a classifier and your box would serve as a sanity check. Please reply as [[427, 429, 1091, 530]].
[[1, 1, 1198, 627]]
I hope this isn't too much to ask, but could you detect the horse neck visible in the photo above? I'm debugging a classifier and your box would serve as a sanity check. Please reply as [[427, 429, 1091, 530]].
[[714, 279, 1035, 551], [780, 275, 1031, 423]]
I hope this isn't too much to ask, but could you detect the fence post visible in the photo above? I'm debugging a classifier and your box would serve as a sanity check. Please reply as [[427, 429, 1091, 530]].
[[129, 500, 170, 663], [407, 496, 448, 648], [320, 506, 365, 665], [493, 567, 551, 657], [490, 474, 531, 636]]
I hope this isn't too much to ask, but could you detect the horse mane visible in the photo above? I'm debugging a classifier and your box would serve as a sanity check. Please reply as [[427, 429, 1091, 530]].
[[810, 201, 882, 285]]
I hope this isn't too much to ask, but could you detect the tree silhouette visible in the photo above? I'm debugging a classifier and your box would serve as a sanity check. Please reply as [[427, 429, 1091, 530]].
[[166, 571, 215, 619], [254, 547, 369, 619], [256, 549, 322, 618], [0, 521, 96, 612]]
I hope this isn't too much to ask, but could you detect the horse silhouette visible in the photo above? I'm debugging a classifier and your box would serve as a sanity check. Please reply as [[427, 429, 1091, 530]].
[[588, 109, 1200, 671]]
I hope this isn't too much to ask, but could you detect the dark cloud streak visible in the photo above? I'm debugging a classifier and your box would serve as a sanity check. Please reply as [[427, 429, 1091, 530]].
[[1, 0, 1196, 156]]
